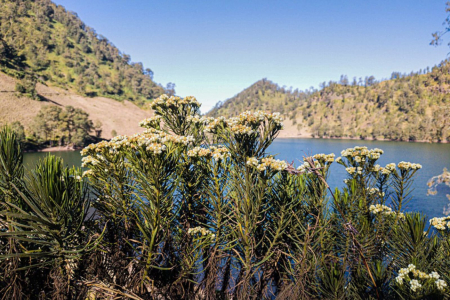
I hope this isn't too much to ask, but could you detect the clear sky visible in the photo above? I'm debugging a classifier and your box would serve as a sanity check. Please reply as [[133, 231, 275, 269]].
[[54, 0, 449, 112]]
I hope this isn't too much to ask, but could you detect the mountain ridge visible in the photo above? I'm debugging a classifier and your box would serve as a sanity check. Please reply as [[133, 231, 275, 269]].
[[207, 61, 450, 142]]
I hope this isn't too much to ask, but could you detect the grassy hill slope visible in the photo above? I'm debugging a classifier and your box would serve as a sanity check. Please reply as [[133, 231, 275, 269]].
[[0, 0, 164, 105], [208, 61, 450, 142]]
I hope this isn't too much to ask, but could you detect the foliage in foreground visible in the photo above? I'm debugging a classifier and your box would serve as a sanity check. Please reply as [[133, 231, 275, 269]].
[[1, 95, 450, 299]]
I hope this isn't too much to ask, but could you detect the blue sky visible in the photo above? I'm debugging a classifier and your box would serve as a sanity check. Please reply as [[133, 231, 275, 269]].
[[54, 0, 449, 112]]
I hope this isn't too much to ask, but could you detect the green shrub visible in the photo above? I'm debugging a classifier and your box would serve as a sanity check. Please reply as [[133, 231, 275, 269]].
[[14, 75, 37, 99]]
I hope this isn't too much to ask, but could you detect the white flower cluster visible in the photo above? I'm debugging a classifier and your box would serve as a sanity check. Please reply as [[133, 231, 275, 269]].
[[346, 167, 363, 175], [340, 146, 384, 161], [229, 124, 255, 135], [372, 163, 397, 175], [146, 143, 166, 154], [188, 146, 212, 158], [139, 116, 161, 129], [313, 153, 335, 163], [247, 157, 258, 167], [437, 279, 448, 291], [429, 216, 450, 231], [367, 187, 385, 197], [81, 129, 195, 159], [296, 161, 310, 172], [210, 146, 230, 162], [395, 264, 447, 292], [82, 170, 94, 177], [81, 135, 128, 156], [203, 116, 226, 133], [188, 226, 215, 239], [203, 111, 283, 135], [369, 204, 404, 219], [247, 157, 288, 172], [151, 94, 201, 110], [397, 161, 422, 170], [297, 159, 327, 172], [410, 279, 421, 292], [187, 146, 230, 162], [186, 115, 214, 125], [384, 163, 397, 173], [81, 155, 99, 167]]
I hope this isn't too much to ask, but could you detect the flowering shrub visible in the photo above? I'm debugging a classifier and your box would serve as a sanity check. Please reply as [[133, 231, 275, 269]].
[[395, 264, 447, 299], [0, 95, 449, 299]]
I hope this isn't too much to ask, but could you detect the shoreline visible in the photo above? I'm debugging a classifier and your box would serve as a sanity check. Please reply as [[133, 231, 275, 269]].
[[25, 146, 82, 153], [276, 134, 449, 144], [24, 136, 449, 154]]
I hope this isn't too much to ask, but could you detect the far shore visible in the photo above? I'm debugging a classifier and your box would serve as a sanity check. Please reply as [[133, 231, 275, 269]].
[[40, 146, 81, 152], [23, 135, 449, 154], [25, 146, 82, 153], [276, 134, 449, 144]]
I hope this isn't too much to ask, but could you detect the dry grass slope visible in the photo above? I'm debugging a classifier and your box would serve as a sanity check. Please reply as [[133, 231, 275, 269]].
[[0, 72, 151, 139]]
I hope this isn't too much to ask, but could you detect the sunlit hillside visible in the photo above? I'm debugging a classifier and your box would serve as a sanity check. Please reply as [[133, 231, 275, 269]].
[[0, 0, 165, 104], [208, 61, 450, 142]]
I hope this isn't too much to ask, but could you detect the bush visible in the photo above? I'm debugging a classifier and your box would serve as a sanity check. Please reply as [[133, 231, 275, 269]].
[[14, 75, 37, 99], [1, 95, 449, 299]]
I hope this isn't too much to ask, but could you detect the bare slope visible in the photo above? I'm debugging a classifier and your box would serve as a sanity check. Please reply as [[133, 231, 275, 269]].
[[0, 72, 150, 139]]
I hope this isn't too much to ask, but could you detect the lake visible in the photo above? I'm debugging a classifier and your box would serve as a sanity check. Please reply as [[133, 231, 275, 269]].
[[24, 138, 450, 219]]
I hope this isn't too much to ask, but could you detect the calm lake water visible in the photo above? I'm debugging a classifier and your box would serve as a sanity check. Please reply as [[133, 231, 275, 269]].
[[24, 138, 450, 219]]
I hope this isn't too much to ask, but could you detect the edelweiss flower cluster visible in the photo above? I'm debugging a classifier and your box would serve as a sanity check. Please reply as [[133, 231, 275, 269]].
[[372, 163, 397, 175], [81, 135, 129, 156], [229, 124, 255, 135], [395, 264, 447, 292], [81, 155, 99, 167], [346, 167, 363, 175], [187, 146, 230, 162], [188, 226, 215, 239], [296, 159, 327, 172], [296, 161, 310, 172], [340, 146, 384, 160], [139, 116, 161, 129], [82, 170, 94, 177], [188, 146, 211, 158], [397, 161, 422, 170], [151, 94, 201, 110], [369, 204, 404, 219], [429, 216, 450, 231], [203, 111, 283, 135], [313, 153, 335, 163], [146, 143, 166, 154], [210, 146, 230, 162], [186, 115, 214, 125], [367, 187, 385, 197], [247, 157, 288, 172], [203, 116, 226, 133], [81, 129, 195, 160]]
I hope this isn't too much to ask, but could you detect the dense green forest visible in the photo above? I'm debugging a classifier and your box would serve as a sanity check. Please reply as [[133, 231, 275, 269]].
[[0, 0, 165, 104], [208, 61, 450, 142]]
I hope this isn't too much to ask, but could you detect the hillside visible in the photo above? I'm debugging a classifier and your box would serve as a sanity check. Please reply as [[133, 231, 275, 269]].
[[0, 72, 150, 140], [0, 0, 164, 104], [208, 61, 450, 142]]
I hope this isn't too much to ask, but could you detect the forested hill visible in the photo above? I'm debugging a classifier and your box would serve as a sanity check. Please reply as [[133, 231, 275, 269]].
[[208, 61, 450, 142], [0, 0, 165, 104]]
